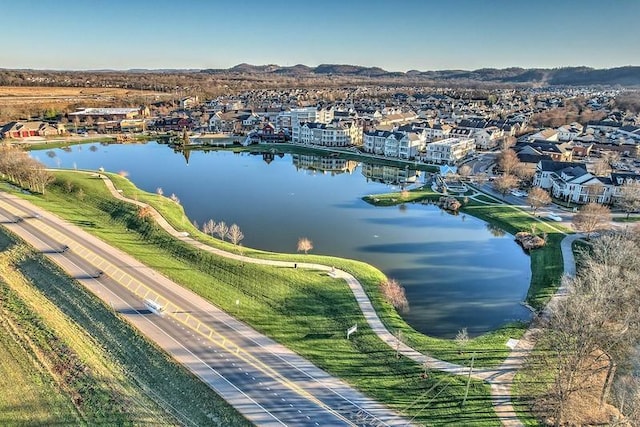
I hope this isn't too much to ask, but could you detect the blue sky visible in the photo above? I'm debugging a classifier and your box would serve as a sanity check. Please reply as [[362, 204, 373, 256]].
[[1, 0, 638, 71]]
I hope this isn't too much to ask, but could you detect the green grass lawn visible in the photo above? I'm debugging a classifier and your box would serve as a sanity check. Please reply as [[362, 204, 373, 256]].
[[362, 185, 441, 206], [0, 244, 173, 425], [0, 315, 82, 425], [612, 215, 640, 222], [8, 171, 502, 425], [109, 173, 529, 367], [0, 232, 82, 424], [0, 229, 249, 427]]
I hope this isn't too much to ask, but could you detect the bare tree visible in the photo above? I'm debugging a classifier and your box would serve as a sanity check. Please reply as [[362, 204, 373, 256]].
[[572, 202, 611, 237], [169, 193, 180, 204], [297, 237, 313, 254], [137, 205, 153, 220], [515, 165, 536, 187], [380, 278, 409, 313], [156, 187, 164, 196], [602, 151, 621, 168], [585, 183, 606, 203], [227, 223, 244, 246], [500, 135, 516, 150], [202, 219, 216, 236], [0, 144, 53, 194], [527, 187, 552, 214], [458, 164, 472, 180], [525, 233, 640, 425], [593, 158, 610, 176], [493, 174, 519, 197], [611, 373, 640, 425], [616, 180, 640, 219], [496, 148, 520, 175], [214, 221, 228, 241], [455, 328, 470, 353]]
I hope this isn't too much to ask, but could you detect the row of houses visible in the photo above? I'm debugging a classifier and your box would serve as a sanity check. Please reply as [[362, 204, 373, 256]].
[[534, 160, 640, 205]]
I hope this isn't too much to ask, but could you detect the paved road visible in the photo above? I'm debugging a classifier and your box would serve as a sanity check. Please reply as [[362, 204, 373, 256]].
[[0, 191, 410, 427]]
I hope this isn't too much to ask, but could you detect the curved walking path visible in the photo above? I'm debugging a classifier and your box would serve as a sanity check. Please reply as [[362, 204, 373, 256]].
[[99, 173, 579, 426]]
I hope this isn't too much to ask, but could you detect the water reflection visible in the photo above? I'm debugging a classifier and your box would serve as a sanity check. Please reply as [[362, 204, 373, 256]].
[[292, 154, 358, 175], [361, 163, 420, 186], [34, 142, 532, 337]]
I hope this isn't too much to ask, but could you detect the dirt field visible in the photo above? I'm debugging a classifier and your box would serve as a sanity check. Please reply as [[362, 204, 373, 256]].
[[0, 86, 164, 105]]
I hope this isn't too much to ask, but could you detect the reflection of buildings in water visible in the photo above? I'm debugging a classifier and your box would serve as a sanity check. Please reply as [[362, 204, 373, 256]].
[[292, 154, 358, 175], [361, 163, 420, 186], [260, 152, 285, 165]]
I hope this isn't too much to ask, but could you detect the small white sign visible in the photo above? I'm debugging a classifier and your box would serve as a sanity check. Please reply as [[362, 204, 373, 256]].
[[347, 324, 357, 339], [506, 338, 519, 349]]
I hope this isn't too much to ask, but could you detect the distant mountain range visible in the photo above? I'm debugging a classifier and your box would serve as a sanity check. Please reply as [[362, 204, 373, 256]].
[[201, 63, 640, 86]]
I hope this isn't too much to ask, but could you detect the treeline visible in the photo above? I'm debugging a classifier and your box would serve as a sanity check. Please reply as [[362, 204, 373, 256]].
[[0, 145, 53, 194], [522, 230, 640, 425], [529, 97, 607, 128], [615, 91, 640, 114]]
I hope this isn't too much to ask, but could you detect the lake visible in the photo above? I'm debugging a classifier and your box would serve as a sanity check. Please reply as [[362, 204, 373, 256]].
[[35, 142, 532, 338]]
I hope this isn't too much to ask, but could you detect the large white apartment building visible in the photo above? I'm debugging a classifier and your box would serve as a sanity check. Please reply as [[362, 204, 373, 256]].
[[363, 130, 426, 160], [277, 107, 334, 130], [292, 120, 363, 147], [421, 137, 475, 164]]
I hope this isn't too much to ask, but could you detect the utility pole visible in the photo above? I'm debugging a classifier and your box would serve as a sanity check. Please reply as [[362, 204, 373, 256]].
[[461, 353, 475, 408]]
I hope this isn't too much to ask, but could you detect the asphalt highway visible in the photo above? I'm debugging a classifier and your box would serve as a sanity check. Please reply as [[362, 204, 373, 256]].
[[0, 191, 411, 427]]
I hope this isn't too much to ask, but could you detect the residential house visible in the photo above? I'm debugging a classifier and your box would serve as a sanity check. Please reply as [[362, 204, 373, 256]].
[[586, 119, 622, 134], [556, 122, 583, 141], [613, 125, 640, 143], [1, 121, 62, 139], [150, 117, 196, 132], [208, 110, 254, 134], [610, 172, 640, 202], [529, 128, 559, 141], [515, 140, 573, 162], [448, 127, 474, 141], [473, 126, 503, 150], [69, 107, 143, 121], [533, 160, 616, 204], [179, 96, 199, 109], [533, 160, 585, 189], [378, 111, 418, 126], [249, 123, 289, 143]]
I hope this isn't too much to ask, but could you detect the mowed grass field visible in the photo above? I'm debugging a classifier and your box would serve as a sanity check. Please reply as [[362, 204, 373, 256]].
[[0, 229, 250, 426], [8, 171, 503, 425], [0, 232, 81, 424]]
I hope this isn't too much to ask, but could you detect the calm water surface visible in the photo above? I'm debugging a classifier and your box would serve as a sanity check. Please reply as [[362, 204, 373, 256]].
[[35, 142, 532, 337]]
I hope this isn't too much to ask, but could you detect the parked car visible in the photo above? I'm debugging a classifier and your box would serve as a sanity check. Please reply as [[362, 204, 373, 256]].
[[546, 213, 563, 222], [510, 190, 527, 197]]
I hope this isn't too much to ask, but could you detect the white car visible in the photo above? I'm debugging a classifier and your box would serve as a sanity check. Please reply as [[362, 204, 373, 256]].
[[546, 213, 563, 222], [510, 190, 527, 197]]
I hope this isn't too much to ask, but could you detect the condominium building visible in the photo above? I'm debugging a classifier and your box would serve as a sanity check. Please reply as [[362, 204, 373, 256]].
[[422, 137, 475, 164], [278, 107, 334, 130], [292, 120, 363, 147], [363, 130, 425, 160]]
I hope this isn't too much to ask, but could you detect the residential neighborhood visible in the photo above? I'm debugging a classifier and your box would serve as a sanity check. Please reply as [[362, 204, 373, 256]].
[[3, 84, 639, 209]]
